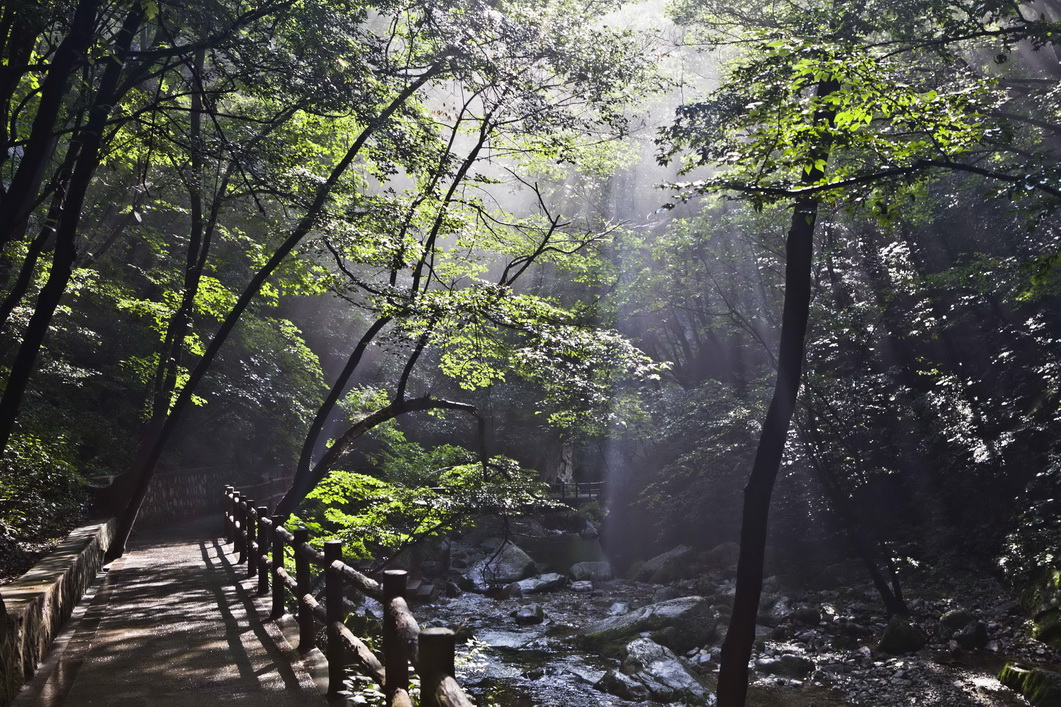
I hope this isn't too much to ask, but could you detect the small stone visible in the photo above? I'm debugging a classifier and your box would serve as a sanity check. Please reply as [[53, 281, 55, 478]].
[[571, 580, 593, 592], [513, 603, 545, 625]]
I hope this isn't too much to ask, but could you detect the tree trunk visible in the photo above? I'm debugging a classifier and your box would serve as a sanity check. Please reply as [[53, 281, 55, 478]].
[[715, 194, 818, 707], [0, 0, 100, 246], [715, 72, 839, 706], [107, 66, 441, 559], [0, 6, 143, 453], [273, 396, 478, 519]]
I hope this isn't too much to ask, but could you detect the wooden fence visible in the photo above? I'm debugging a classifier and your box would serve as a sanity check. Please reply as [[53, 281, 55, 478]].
[[550, 480, 603, 503], [224, 486, 473, 706]]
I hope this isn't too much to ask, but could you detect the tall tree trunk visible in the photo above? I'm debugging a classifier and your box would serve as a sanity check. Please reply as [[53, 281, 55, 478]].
[[716, 193, 818, 707], [0, 0, 100, 246], [292, 317, 390, 481], [0, 6, 143, 453], [715, 75, 839, 707], [107, 65, 442, 559]]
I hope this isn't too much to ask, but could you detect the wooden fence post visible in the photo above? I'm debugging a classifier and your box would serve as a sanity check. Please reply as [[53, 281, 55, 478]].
[[257, 507, 270, 595], [383, 570, 409, 700], [271, 515, 285, 619], [233, 492, 245, 559], [419, 628, 457, 707], [324, 540, 345, 699], [244, 500, 257, 579], [224, 486, 234, 543], [294, 527, 314, 653]]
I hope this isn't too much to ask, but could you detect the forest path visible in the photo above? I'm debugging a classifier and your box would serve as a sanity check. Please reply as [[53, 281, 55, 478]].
[[13, 517, 323, 706]]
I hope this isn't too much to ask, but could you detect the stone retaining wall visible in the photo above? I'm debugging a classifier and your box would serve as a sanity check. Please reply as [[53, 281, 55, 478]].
[[0, 519, 116, 705], [138, 467, 289, 527]]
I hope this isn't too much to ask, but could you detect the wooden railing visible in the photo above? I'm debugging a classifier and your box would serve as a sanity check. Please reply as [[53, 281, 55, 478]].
[[223, 486, 473, 706], [550, 480, 603, 502]]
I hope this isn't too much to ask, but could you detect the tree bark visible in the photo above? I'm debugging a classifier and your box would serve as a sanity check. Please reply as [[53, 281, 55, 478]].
[[273, 396, 479, 518], [0, 5, 143, 453], [715, 194, 818, 707], [0, 0, 100, 246], [715, 75, 839, 707], [107, 65, 442, 559]]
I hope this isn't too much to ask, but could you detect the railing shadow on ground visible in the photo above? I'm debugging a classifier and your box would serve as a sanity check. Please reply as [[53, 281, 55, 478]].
[[225, 486, 474, 707]]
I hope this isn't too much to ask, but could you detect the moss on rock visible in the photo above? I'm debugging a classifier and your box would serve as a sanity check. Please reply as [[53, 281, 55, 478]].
[[998, 664, 1061, 707]]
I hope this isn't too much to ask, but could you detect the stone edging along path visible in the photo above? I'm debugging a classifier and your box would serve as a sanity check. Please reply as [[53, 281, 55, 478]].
[[0, 519, 116, 706]]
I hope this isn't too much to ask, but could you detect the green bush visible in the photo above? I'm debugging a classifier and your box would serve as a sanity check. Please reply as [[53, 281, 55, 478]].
[[0, 435, 86, 541]]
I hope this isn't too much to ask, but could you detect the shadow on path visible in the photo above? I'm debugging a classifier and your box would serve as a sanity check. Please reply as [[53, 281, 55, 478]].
[[13, 517, 323, 706]]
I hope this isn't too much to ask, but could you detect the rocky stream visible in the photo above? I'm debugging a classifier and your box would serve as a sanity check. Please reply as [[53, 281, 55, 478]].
[[342, 517, 1061, 706]]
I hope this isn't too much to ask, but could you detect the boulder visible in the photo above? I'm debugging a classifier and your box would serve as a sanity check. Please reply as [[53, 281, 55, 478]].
[[939, 608, 976, 638], [597, 670, 651, 701], [513, 604, 545, 626], [1026, 568, 1061, 650], [580, 596, 717, 654], [755, 653, 815, 678], [637, 545, 695, 584], [954, 621, 989, 650], [570, 561, 613, 582], [597, 638, 713, 704], [700, 542, 740, 573], [464, 543, 536, 592], [516, 573, 567, 594], [998, 664, 1061, 707], [877, 616, 926, 655], [509, 517, 549, 539]]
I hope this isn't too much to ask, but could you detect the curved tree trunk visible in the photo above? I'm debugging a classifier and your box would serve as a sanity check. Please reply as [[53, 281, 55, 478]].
[[107, 66, 442, 560], [273, 396, 479, 518]]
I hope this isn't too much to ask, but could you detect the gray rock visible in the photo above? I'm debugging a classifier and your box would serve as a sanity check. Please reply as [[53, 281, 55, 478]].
[[652, 586, 682, 603], [624, 560, 645, 581], [612, 638, 713, 704], [608, 602, 630, 616], [756, 653, 815, 678], [580, 596, 717, 653], [700, 542, 740, 573], [761, 596, 792, 627], [571, 580, 593, 592], [954, 621, 989, 650], [637, 545, 695, 583], [464, 543, 536, 592], [579, 522, 600, 540], [998, 663, 1061, 706], [597, 670, 651, 701], [877, 616, 926, 655], [513, 603, 545, 625], [940, 608, 976, 637], [570, 561, 613, 582], [516, 573, 567, 594], [501, 582, 523, 599], [509, 517, 549, 538]]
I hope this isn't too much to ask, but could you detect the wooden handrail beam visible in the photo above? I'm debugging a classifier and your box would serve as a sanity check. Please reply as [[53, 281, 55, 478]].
[[220, 484, 475, 707]]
